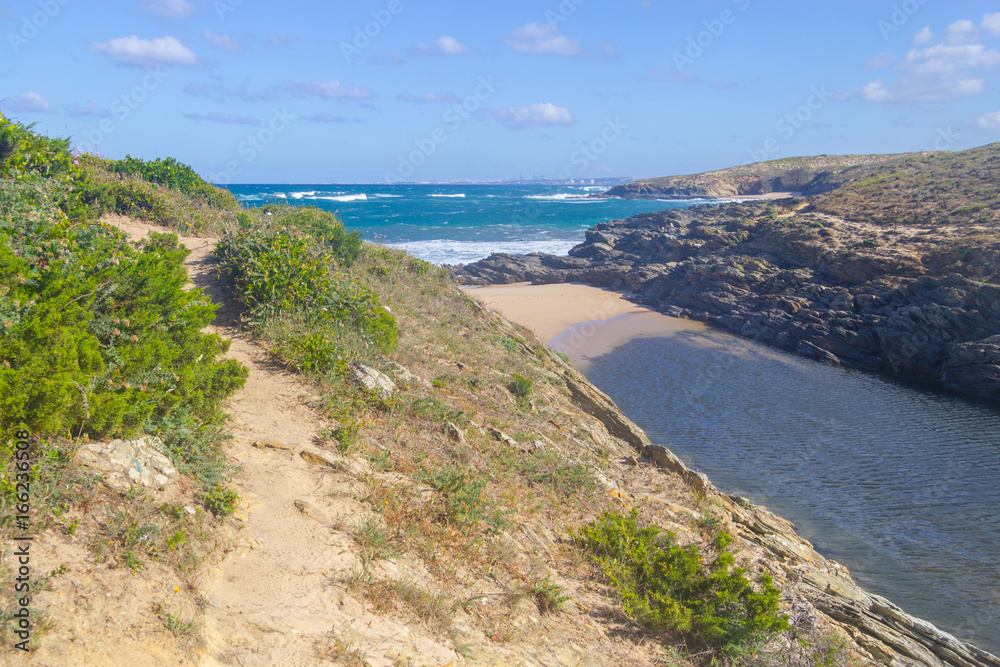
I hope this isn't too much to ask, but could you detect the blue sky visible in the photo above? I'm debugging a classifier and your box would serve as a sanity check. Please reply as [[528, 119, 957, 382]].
[[2, 0, 1000, 183]]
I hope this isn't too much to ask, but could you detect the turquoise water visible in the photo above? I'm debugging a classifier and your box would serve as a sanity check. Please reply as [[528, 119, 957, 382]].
[[226, 183, 706, 264]]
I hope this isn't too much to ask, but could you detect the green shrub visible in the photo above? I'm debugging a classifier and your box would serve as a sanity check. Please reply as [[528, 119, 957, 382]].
[[0, 115, 74, 179], [529, 574, 571, 613], [0, 181, 246, 444], [577, 510, 788, 653], [498, 336, 520, 352], [199, 486, 240, 518], [106, 155, 238, 210], [143, 409, 236, 490], [419, 465, 509, 533], [281, 206, 363, 267], [216, 217, 397, 355], [508, 373, 532, 400]]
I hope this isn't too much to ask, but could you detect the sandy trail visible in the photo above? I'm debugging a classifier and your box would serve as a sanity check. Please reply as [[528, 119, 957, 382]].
[[103, 217, 420, 666]]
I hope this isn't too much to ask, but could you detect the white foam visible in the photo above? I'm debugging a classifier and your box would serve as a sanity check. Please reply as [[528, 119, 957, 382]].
[[383, 237, 580, 265], [429, 193, 465, 198], [289, 191, 317, 199], [524, 193, 597, 202], [315, 194, 368, 202], [370, 193, 403, 198]]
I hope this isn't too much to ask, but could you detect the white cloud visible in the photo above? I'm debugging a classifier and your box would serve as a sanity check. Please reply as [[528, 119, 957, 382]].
[[1, 92, 52, 113], [594, 40, 620, 60], [434, 36, 469, 56], [492, 103, 575, 129], [974, 111, 1000, 131], [284, 81, 372, 100], [858, 42, 1000, 103], [982, 12, 1000, 36], [503, 23, 583, 56], [183, 82, 280, 103], [945, 19, 978, 45], [90, 35, 197, 67], [409, 36, 472, 57], [203, 31, 243, 52], [397, 92, 461, 104], [913, 27, 933, 45], [138, 0, 195, 19]]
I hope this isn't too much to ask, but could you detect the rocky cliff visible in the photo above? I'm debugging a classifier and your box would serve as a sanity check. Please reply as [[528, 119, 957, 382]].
[[600, 153, 917, 200], [454, 196, 1000, 403]]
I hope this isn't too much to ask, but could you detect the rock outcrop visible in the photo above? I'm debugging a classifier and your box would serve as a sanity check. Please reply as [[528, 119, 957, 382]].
[[74, 436, 180, 491], [453, 202, 1000, 403], [599, 153, 915, 200]]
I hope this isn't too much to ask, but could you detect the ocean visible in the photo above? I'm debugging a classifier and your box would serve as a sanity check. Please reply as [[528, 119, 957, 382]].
[[226, 183, 712, 264]]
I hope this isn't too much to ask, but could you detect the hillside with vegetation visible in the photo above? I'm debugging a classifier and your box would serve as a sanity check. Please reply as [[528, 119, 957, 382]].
[[601, 153, 919, 200], [3, 117, 997, 667]]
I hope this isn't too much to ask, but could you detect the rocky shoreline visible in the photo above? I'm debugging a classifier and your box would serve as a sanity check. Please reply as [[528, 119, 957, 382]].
[[564, 366, 1000, 667], [453, 201, 1000, 404]]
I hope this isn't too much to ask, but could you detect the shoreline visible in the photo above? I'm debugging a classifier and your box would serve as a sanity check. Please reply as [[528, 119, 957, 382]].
[[465, 282, 1000, 665], [465, 282, 705, 363]]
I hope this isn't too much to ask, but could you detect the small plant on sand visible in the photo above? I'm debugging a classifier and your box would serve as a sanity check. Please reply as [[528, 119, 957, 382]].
[[508, 373, 532, 401], [354, 517, 399, 562], [529, 574, 571, 613], [199, 486, 240, 518]]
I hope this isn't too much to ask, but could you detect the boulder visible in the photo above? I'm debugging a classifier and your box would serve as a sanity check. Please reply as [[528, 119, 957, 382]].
[[444, 421, 466, 445], [74, 436, 179, 491], [350, 363, 397, 399]]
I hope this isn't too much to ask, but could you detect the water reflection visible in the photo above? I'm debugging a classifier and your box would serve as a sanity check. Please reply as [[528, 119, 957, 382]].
[[583, 329, 1000, 653]]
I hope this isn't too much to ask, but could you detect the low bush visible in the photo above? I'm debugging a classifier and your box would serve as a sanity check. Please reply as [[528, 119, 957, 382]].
[[508, 373, 532, 400], [577, 510, 788, 654], [216, 213, 396, 356], [105, 155, 238, 210], [419, 465, 509, 533], [0, 181, 246, 444]]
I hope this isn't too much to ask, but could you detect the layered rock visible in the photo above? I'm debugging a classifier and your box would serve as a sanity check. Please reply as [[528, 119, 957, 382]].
[[453, 202, 1000, 403]]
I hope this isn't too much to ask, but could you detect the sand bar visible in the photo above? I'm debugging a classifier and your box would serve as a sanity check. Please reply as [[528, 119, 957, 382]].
[[466, 282, 705, 364], [729, 191, 802, 200]]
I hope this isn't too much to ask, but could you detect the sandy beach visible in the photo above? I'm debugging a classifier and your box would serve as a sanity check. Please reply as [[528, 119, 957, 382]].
[[467, 282, 705, 364], [729, 191, 802, 200]]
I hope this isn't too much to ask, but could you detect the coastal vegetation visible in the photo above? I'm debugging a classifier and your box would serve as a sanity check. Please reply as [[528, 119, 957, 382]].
[[0, 116, 953, 665], [577, 510, 788, 652]]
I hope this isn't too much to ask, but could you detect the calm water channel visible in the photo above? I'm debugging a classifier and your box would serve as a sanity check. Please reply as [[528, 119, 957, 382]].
[[580, 326, 1000, 653]]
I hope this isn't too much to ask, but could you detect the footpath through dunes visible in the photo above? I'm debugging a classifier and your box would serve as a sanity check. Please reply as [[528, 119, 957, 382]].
[[98, 217, 465, 665], [59, 216, 676, 666]]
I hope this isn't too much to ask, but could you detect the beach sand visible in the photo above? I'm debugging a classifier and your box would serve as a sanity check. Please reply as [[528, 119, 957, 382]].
[[730, 191, 802, 200], [467, 282, 705, 364]]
